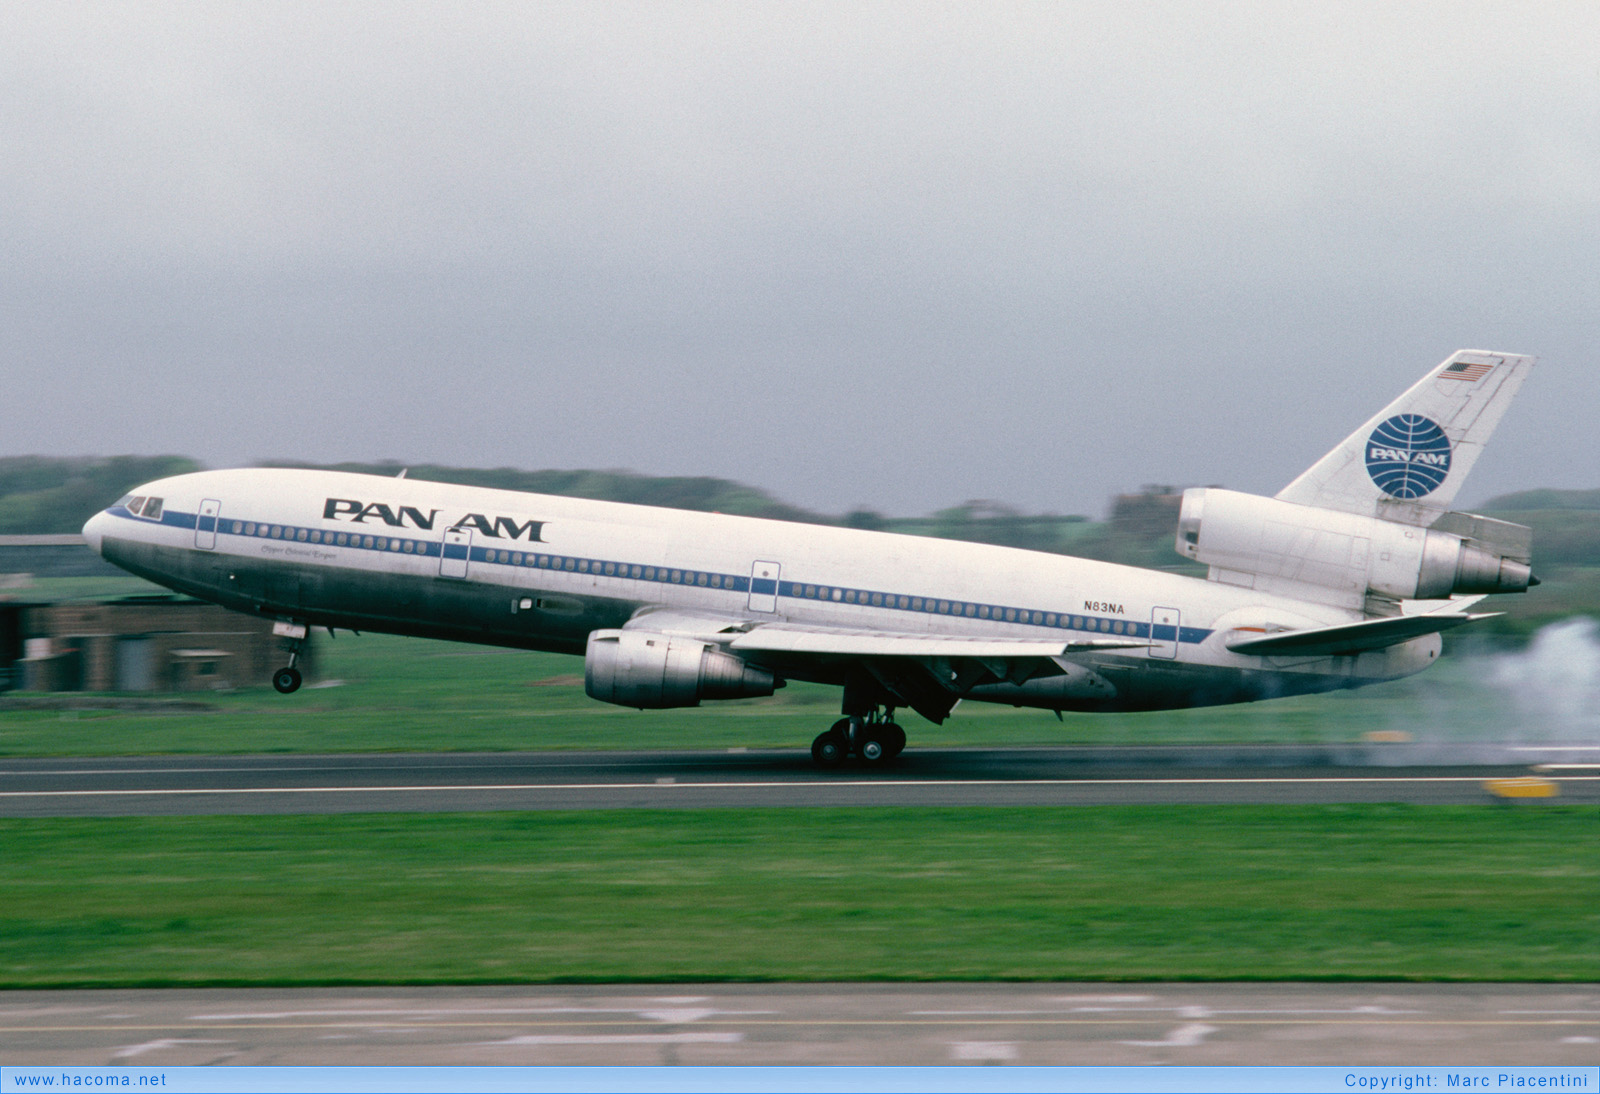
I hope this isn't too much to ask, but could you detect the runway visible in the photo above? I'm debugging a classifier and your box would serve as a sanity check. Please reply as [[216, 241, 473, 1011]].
[[2, 745, 1596, 815], [3, 983, 1597, 1065]]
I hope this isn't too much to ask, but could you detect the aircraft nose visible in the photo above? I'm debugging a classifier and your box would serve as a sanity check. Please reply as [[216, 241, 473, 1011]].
[[82, 510, 110, 556]]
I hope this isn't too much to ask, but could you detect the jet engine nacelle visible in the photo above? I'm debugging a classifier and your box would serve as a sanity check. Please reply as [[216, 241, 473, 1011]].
[[584, 629, 776, 709], [1175, 488, 1532, 603]]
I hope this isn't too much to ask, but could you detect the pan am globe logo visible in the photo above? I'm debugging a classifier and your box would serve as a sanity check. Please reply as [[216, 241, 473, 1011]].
[[1365, 414, 1452, 498]]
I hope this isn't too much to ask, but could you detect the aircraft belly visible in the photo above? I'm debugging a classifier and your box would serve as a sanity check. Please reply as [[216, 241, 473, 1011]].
[[964, 653, 1400, 713], [100, 537, 636, 655]]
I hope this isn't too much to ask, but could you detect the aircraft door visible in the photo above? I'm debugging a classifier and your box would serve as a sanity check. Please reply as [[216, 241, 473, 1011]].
[[748, 560, 781, 613], [1149, 606, 1180, 659], [440, 527, 472, 578], [195, 499, 221, 550]]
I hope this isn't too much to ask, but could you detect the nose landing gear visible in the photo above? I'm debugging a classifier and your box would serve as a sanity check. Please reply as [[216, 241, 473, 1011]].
[[810, 710, 907, 768], [271, 620, 308, 694]]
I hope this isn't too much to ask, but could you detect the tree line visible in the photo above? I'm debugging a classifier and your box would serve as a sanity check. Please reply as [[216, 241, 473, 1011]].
[[3, 455, 1596, 568]]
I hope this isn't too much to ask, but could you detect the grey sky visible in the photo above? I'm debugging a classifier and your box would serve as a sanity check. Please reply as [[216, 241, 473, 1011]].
[[4, 3, 1597, 517]]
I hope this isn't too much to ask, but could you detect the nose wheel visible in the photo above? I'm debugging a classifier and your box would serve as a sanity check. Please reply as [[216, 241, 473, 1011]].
[[272, 666, 303, 694]]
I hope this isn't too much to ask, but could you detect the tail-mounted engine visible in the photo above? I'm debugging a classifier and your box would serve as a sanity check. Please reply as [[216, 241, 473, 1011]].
[[584, 629, 776, 709], [1175, 488, 1533, 606]]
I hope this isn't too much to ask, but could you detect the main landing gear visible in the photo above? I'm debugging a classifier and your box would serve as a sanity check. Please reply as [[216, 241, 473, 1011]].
[[271, 620, 308, 694], [810, 710, 907, 768]]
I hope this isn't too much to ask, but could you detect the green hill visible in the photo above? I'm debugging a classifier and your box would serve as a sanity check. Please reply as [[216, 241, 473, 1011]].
[[0, 456, 200, 535]]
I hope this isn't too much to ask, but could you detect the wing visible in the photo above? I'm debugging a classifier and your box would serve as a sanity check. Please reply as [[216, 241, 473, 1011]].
[[728, 623, 1142, 658], [622, 610, 1145, 724]]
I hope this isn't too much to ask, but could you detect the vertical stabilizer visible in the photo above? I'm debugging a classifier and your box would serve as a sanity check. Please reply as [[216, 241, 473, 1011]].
[[1275, 350, 1535, 525]]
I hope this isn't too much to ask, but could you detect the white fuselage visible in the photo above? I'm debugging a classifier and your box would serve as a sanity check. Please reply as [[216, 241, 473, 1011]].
[[83, 468, 1441, 717]]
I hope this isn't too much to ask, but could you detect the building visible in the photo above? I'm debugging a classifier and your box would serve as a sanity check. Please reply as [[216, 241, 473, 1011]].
[[0, 596, 307, 694]]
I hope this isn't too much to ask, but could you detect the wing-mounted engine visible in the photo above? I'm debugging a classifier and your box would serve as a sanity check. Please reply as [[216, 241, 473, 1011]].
[[1175, 488, 1533, 608], [584, 629, 777, 709]]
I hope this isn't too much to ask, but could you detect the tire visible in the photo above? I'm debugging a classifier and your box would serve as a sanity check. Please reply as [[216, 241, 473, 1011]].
[[858, 729, 888, 763], [811, 729, 847, 767], [884, 722, 907, 758], [272, 666, 303, 694]]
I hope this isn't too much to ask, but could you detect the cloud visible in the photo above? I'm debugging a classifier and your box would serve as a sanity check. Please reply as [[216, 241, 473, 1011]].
[[3, 3, 1597, 514]]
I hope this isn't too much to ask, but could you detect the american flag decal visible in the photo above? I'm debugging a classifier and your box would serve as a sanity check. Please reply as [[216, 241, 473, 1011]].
[[1441, 360, 1494, 381]]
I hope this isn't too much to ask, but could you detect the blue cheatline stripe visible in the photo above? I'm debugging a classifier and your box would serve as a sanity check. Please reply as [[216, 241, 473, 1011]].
[[106, 506, 1213, 646]]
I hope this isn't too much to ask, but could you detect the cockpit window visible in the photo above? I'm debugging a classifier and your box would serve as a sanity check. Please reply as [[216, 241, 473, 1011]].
[[127, 496, 146, 515], [142, 497, 164, 521]]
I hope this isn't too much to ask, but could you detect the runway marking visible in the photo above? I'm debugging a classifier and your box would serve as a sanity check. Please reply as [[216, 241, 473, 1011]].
[[480, 1033, 743, 1046], [187, 1007, 774, 1021], [7, 1018, 1595, 1033], [916, 1006, 1422, 1016], [4, 775, 1599, 799], [1121, 1022, 1218, 1047], [950, 1041, 1018, 1061], [113, 1038, 230, 1059], [1510, 746, 1600, 751]]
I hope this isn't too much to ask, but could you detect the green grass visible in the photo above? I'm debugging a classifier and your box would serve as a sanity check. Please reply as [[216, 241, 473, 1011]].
[[2, 624, 1589, 755], [2, 806, 1594, 987]]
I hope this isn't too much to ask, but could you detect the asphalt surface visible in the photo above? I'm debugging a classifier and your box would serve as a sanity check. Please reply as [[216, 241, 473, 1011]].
[[2, 745, 1597, 815], [3, 984, 1597, 1065]]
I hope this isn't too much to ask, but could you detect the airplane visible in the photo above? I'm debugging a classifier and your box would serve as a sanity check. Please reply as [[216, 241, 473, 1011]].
[[82, 350, 1537, 766]]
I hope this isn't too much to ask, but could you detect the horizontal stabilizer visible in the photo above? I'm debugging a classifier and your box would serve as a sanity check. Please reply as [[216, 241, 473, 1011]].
[[1225, 609, 1497, 656]]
